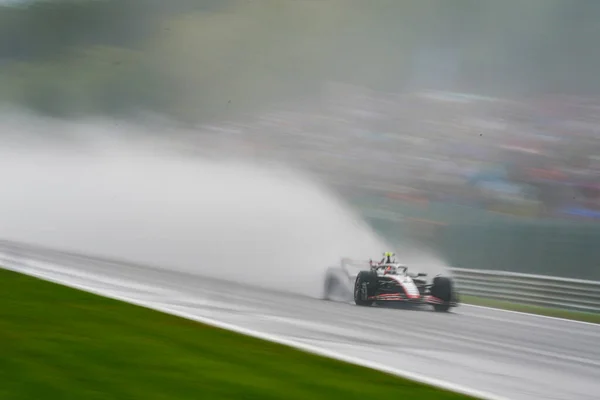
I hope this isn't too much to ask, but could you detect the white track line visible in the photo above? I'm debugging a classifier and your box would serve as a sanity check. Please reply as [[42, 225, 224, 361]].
[[461, 303, 600, 327]]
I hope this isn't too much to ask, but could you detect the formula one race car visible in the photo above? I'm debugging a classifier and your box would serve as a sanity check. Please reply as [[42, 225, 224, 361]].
[[323, 254, 459, 312]]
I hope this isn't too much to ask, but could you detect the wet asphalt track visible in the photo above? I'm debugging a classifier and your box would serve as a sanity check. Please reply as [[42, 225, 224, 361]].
[[2, 244, 600, 400]]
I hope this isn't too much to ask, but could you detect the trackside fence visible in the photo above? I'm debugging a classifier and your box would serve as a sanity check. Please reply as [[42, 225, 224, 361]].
[[448, 267, 600, 313]]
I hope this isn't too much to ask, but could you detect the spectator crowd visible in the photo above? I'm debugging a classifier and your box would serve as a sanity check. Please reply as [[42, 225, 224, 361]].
[[187, 82, 600, 221]]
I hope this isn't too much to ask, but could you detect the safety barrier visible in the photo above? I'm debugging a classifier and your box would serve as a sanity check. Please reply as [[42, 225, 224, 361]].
[[448, 267, 600, 313]]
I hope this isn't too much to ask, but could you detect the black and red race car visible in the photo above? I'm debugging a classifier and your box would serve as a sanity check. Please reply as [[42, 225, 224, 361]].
[[323, 256, 459, 312]]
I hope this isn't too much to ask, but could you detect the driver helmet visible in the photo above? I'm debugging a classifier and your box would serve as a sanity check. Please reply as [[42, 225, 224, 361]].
[[383, 251, 395, 263]]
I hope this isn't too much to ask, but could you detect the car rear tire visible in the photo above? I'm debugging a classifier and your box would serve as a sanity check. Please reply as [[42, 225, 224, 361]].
[[323, 274, 334, 300], [354, 271, 376, 306]]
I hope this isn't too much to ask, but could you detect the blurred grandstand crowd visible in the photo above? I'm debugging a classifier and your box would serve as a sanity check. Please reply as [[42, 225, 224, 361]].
[[189, 82, 600, 221]]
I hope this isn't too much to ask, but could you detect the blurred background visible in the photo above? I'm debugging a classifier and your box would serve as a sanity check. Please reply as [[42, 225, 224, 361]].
[[2, 0, 600, 280]]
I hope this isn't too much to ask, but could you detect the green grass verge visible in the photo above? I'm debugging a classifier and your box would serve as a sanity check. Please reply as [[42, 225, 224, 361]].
[[0, 268, 476, 400], [462, 295, 600, 324]]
